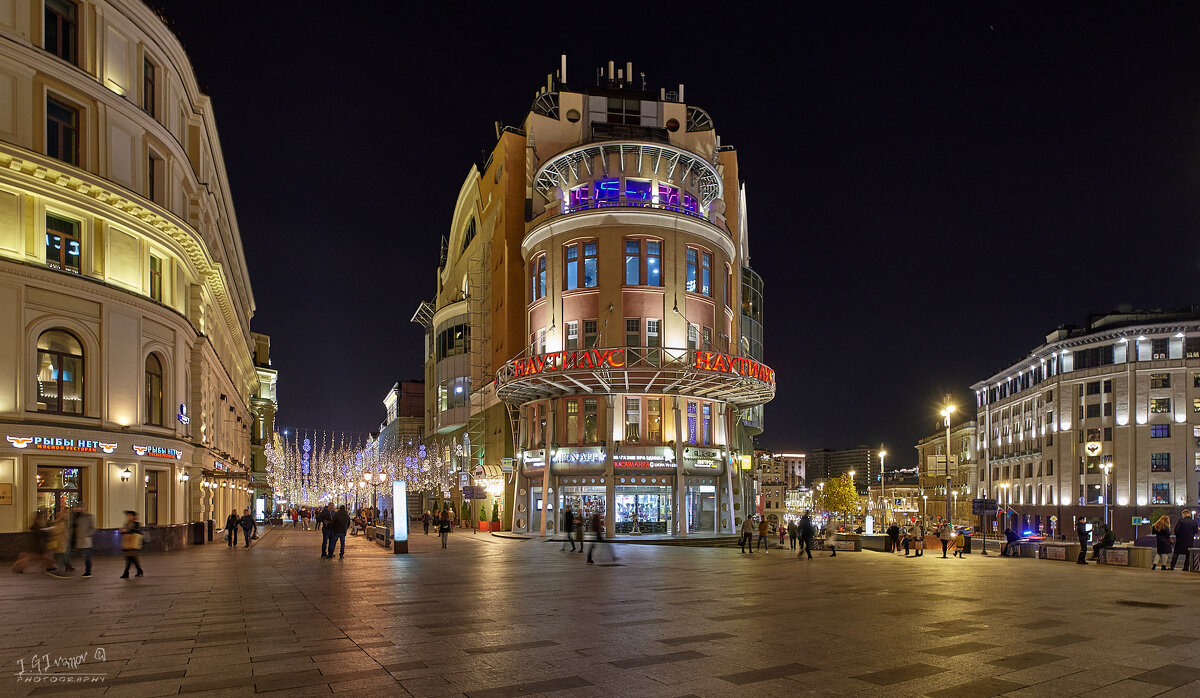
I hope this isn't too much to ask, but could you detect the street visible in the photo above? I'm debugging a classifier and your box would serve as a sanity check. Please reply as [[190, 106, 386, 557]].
[[2, 528, 1200, 697]]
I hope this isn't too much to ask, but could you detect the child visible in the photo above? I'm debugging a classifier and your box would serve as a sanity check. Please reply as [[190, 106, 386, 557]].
[[953, 528, 966, 557]]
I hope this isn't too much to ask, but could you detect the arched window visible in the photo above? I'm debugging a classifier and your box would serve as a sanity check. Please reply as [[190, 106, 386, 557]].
[[145, 354, 164, 426], [36, 330, 84, 414]]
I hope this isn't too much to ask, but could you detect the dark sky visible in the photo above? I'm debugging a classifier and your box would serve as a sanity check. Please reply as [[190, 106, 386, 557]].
[[159, 3, 1200, 467]]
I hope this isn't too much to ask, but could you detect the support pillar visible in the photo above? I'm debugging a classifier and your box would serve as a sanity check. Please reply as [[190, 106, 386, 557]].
[[674, 397, 685, 538], [605, 396, 616, 539]]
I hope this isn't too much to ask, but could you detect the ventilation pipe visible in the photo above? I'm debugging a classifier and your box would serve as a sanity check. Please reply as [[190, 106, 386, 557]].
[[561, 53, 567, 86], [678, 84, 685, 102]]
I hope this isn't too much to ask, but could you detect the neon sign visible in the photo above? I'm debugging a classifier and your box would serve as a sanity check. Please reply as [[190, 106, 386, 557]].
[[614, 454, 674, 468], [509, 348, 626, 378], [693, 351, 775, 386], [7, 436, 116, 453], [133, 445, 183, 460], [552, 451, 606, 464]]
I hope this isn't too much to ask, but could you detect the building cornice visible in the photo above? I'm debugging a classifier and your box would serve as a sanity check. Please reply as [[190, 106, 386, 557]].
[[522, 208, 737, 261]]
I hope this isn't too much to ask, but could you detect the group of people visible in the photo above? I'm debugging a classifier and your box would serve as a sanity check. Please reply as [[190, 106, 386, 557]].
[[738, 513, 824, 559], [12, 508, 143, 578], [419, 509, 455, 548], [223, 509, 257, 548], [558, 506, 616, 564], [1075, 510, 1199, 569], [884, 522, 967, 558]]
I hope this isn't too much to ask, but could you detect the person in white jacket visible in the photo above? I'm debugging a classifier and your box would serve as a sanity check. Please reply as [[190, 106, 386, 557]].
[[825, 522, 838, 557]]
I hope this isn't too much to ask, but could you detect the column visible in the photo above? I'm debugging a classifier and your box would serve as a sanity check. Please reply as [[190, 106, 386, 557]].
[[604, 396, 616, 539], [674, 397, 685, 538]]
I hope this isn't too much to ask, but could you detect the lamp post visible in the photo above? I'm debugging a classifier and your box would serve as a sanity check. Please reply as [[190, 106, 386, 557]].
[[1000, 483, 1010, 531], [940, 399, 955, 527], [922, 494, 928, 521], [849, 471, 856, 527], [1100, 462, 1112, 526], [362, 471, 387, 516], [878, 448, 887, 526]]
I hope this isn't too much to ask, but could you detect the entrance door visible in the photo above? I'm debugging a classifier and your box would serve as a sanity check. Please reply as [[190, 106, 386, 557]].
[[37, 466, 83, 521]]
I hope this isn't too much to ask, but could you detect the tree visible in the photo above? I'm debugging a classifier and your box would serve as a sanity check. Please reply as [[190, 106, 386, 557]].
[[491, 498, 500, 523], [819, 474, 859, 520]]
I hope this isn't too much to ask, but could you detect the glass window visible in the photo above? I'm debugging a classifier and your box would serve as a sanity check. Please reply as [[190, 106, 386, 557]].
[[702, 327, 712, 351], [1150, 373, 1170, 389], [583, 398, 598, 443], [701, 252, 712, 296], [646, 241, 661, 286], [683, 192, 698, 215], [145, 354, 163, 426], [594, 178, 620, 205], [44, 0, 77, 65], [1104, 402, 1112, 416], [625, 397, 640, 443], [46, 97, 79, 165], [686, 249, 698, 292], [1151, 398, 1171, 414], [625, 318, 639, 347], [1151, 453, 1171, 472], [37, 329, 83, 414], [1152, 482, 1170, 504], [646, 398, 662, 443], [566, 400, 579, 445], [687, 401, 698, 444], [1152, 338, 1169, 360], [538, 328, 546, 354], [1151, 424, 1170, 438], [656, 183, 679, 207], [565, 244, 578, 290], [702, 403, 712, 444], [606, 97, 640, 125], [1086, 381, 1101, 395], [145, 470, 159, 525], [1194, 397, 1200, 413], [536, 403, 546, 447], [625, 240, 641, 285], [149, 256, 162, 301], [1086, 403, 1100, 418], [583, 319, 597, 349], [1104, 427, 1112, 441], [624, 179, 652, 203], [646, 319, 660, 347], [36, 466, 82, 521], [45, 213, 80, 273], [687, 324, 698, 350], [568, 185, 589, 209], [143, 57, 156, 117], [583, 242, 597, 288], [531, 255, 546, 301], [566, 321, 578, 350]]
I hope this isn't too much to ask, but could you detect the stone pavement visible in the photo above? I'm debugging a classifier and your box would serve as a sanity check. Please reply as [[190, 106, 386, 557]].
[[2, 526, 1200, 697]]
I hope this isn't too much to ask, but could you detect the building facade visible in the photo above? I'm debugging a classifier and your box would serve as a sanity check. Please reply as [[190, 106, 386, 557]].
[[807, 446, 878, 491], [0, 0, 258, 548], [377, 380, 424, 518], [434, 58, 778, 538], [972, 307, 1200, 540], [249, 332, 277, 517], [913, 419, 976, 527], [753, 450, 805, 526]]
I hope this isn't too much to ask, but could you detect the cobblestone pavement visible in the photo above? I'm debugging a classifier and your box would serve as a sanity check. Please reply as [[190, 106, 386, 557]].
[[3, 526, 1200, 697]]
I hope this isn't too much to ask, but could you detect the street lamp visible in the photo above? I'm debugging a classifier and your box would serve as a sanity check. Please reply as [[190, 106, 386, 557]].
[[940, 399, 955, 527], [1100, 462, 1113, 526], [922, 494, 928, 520], [878, 449, 887, 526], [362, 471, 387, 516]]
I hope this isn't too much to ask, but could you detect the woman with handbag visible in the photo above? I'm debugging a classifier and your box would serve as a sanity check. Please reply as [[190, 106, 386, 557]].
[[119, 510, 144, 578]]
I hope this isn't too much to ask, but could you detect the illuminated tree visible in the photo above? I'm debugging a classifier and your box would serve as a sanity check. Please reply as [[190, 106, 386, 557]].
[[818, 474, 859, 520]]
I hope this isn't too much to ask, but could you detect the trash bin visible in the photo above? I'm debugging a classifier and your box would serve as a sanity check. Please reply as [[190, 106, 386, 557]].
[[962, 536, 972, 554], [206, 519, 214, 541], [191, 521, 206, 545]]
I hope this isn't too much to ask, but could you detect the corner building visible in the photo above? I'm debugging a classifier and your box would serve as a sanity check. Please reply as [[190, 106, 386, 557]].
[[0, 0, 259, 548], [973, 307, 1200, 540], [487, 59, 775, 538]]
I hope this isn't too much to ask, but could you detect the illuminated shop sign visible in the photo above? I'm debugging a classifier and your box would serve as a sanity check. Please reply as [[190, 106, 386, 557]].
[[6, 435, 117, 453], [509, 349, 626, 377], [693, 352, 775, 386], [552, 451, 605, 464], [684, 447, 721, 459], [614, 454, 674, 468], [177, 404, 190, 425], [132, 445, 183, 460]]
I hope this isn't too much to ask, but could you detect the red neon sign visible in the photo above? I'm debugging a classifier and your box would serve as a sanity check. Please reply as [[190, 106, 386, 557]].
[[693, 351, 775, 386], [509, 348, 626, 378]]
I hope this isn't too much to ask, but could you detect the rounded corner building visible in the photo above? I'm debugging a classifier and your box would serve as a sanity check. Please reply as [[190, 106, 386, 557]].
[[419, 56, 774, 538]]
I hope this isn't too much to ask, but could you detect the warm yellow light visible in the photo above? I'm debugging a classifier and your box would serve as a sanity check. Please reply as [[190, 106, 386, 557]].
[[878, 450, 887, 458]]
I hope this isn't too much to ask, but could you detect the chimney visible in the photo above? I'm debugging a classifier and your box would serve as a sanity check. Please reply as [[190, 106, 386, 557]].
[[678, 83, 685, 102], [560, 53, 567, 86], [608, 60, 615, 83]]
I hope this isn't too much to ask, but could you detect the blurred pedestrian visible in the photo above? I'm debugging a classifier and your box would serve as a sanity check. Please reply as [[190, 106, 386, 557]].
[[67, 506, 95, 577], [119, 510, 144, 578], [44, 514, 68, 577], [952, 528, 966, 557], [562, 506, 576, 552], [787, 519, 798, 550], [1152, 516, 1172, 570], [11, 512, 54, 573], [798, 512, 814, 560], [586, 510, 616, 565], [914, 523, 926, 557], [778, 525, 787, 549], [887, 522, 900, 553], [239, 508, 254, 548], [224, 510, 239, 548], [575, 511, 584, 553], [825, 521, 838, 557], [1170, 510, 1198, 570], [301, 507, 311, 531], [938, 522, 952, 558], [422, 510, 431, 536]]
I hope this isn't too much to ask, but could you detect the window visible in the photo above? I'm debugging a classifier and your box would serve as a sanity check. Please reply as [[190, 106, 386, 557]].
[[435, 324, 470, 360], [687, 401, 698, 444], [144, 354, 163, 426], [583, 398, 598, 443], [1152, 482, 1171, 504], [594, 178, 620, 205], [625, 318, 639, 347], [461, 218, 476, 252], [44, 0, 77, 65], [606, 97, 640, 125], [702, 327, 712, 351], [1151, 453, 1171, 472], [144, 470, 159, 525], [568, 185, 589, 209], [656, 183, 680, 207], [624, 178, 652, 203], [1195, 373, 1200, 388], [538, 328, 546, 355], [36, 466, 82, 521], [646, 319, 660, 347], [646, 398, 662, 443], [1151, 373, 1171, 389], [582, 241, 597, 288], [1188, 339, 1200, 360], [702, 403, 712, 444], [1152, 338, 1169, 360], [1151, 424, 1170, 438], [536, 403, 546, 447], [701, 252, 712, 296], [1086, 403, 1100, 418], [45, 213, 80, 273], [1151, 398, 1171, 414], [36, 330, 84, 414], [566, 321, 578, 350], [646, 241, 661, 286], [1086, 381, 1101, 395], [147, 152, 164, 204], [686, 248, 698, 292], [565, 400, 579, 445], [149, 255, 163, 302], [437, 377, 469, 411], [687, 324, 698, 350], [583, 319, 597, 349], [564, 241, 597, 290], [1047, 460, 1053, 476], [46, 97, 79, 165], [1104, 427, 1112, 441], [625, 397, 640, 443], [1194, 397, 1200, 414], [1104, 402, 1112, 417], [1103, 379, 1112, 393], [625, 240, 640, 285], [143, 57, 157, 117], [531, 255, 546, 301]]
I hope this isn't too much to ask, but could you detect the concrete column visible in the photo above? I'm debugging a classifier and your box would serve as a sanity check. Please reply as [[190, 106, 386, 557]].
[[674, 397, 685, 537], [605, 396, 615, 538]]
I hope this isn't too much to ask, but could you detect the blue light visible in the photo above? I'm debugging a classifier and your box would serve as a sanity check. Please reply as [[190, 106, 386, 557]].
[[392, 481, 408, 542]]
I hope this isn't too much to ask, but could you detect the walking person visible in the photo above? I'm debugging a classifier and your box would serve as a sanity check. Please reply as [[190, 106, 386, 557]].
[[119, 510, 144, 578], [887, 522, 901, 554], [438, 508, 451, 549], [575, 511, 585, 553], [1170, 510, 1198, 570], [330, 505, 351, 558], [798, 512, 814, 560], [825, 521, 838, 557], [224, 510, 240, 548], [239, 508, 255, 548], [561, 507, 576, 552], [301, 507, 311, 531], [778, 525, 787, 549], [914, 523, 925, 557], [44, 513, 68, 577], [739, 516, 756, 554], [586, 510, 616, 565], [11, 513, 55, 573], [422, 510, 431, 536], [66, 506, 95, 578], [1152, 515, 1172, 570], [757, 516, 770, 554], [787, 519, 798, 550], [1076, 516, 1089, 564], [953, 528, 966, 557], [938, 522, 952, 558], [317, 504, 334, 557]]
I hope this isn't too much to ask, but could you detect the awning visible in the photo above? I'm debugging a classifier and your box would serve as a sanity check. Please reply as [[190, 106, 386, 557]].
[[473, 464, 504, 479]]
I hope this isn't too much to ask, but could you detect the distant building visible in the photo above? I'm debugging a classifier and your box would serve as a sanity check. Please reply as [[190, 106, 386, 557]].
[[378, 380, 425, 516], [753, 450, 806, 526], [250, 333, 278, 513], [807, 446, 878, 491], [880, 472, 922, 525], [913, 419, 976, 527]]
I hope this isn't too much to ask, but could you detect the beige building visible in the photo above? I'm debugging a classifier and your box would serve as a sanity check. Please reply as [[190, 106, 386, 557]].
[[754, 450, 805, 525], [913, 419, 976, 527], [250, 333, 277, 514], [0, 0, 259, 549]]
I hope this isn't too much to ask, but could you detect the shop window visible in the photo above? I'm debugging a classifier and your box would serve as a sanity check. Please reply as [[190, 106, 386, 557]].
[[144, 353, 164, 426], [625, 397, 640, 443], [46, 97, 79, 165], [44, 0, 77, 65], [45, 213, 80, 273], [36, 466, 82, 522], [565, 400, 579, 445], [1151, 398, 1171, 414], [1152, 482, 1170, 504], [1151, 453, 1171, 472], [646, 398, 662, 443], [583, 398, 598, 443], [145, 470, 159, 525], [36, 329, 84, 414], [566, 321, 578, 350]]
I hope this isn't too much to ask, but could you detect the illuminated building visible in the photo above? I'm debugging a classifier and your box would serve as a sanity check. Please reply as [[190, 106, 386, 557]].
[[972, 306, 1200, 540], [913, 419, 975, 526], [754, 450, 806, 525], [376, 380, 424, 517], [250, 333, 277, 515], [807, 446, 878, 491], [0, 0, 259, 547]]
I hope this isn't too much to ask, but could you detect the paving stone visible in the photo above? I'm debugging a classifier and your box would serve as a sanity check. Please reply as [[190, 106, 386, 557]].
[[922, 641, 998, 657], [926, 676, 1027, 697], [852, 662, 944, 685], [988, 651, 1069, 671], [1129, 663, 1200, 687]]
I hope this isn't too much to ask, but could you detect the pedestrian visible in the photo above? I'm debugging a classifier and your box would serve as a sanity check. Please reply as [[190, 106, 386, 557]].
[[66, 506, 95, 577], [1152, 515, 1172, 570], [778, 525, 787, 549], [422, 510, 431, 536], [1091, 523, 1115, 561], [914, 523, 925, 557], [797, 512, 814, 560], [44, 513, 68, 577], [119, 510, 144, 578], [1170, 510, 1198, 570], [438, 508, 451, 548], [301, 507, 311, 531], [953, 528, 966, 557], [575, 510, 585, 553], [902, 526, 912, 556], [825, 522, 838, 557], [562, 507, 576, 552], [239, 508, 255, 548], [757, 516, 770, 554], [317, 503, 334, 557], [586, 510, 616, 564], [291, 509, 299, 528], [11, 513, 55, 573], [938, 522, 952, 558], [787, 519, 798, 550], [224, 509, 240, 548], [887, 522, 900, 554], [330, 505, 351, 558], [1076, 516, 1089, 565], [739, 516, 755, 554]]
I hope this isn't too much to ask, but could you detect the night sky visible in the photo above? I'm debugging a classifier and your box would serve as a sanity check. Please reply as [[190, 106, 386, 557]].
[[159, 4, 1200, 467]]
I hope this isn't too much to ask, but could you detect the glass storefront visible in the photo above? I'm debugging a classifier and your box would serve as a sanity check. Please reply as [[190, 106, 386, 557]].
[[615, 486, 672, 534], [560, 486, 605, 526], [686, 484, 715, 532], [37, 466, 83, 520]]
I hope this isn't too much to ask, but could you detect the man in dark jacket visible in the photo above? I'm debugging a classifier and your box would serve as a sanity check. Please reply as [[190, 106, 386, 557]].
[[561, 507, 575, 552], [798, 513, 814, 560], [329, 505, 351, 558], [1091, 523, 1116, 561], [887, 523, 901, 553], [225, 510, 240, 548], [1076, 517, 1089, 564], [239, 509, 254, 548], [1170, 510, 1199, 570], [316, 504, 334, 558]]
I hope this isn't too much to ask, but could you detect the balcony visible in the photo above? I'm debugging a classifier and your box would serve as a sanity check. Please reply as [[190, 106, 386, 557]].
[[495, 346, 775, 408], [527, 194, 718, 231]]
